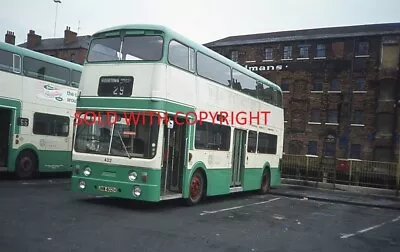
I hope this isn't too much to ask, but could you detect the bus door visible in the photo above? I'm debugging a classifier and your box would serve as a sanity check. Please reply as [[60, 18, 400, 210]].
[[161, 117, 186, 195], [0, 107, 13, 169], [231, 129, 247, 187]]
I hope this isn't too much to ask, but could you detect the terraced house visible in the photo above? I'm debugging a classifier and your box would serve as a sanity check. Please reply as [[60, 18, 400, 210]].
[[5, 26, 90, 65], [205, 23, 400, 164]]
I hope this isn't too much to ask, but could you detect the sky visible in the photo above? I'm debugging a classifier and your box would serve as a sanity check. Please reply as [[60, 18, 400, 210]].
[[1, 0, 400, 46]]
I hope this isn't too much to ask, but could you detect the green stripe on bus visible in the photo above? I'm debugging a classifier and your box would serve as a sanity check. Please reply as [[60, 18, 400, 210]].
[[185, 164, 280, 198], [70, 159, 281, 201], [77, 97, 195, 114], [7, 146, 72, 172]]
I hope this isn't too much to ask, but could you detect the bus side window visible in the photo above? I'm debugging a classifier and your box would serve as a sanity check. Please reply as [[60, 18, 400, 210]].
[[13, 54, 21, 73]]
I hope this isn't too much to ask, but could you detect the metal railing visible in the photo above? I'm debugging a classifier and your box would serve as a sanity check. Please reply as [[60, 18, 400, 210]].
[[281, 154, 400, 194]]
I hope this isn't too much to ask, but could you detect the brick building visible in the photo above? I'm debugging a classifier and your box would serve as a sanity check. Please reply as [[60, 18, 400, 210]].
[[205, 23, 400, 162], [4, 26, 90, 65]]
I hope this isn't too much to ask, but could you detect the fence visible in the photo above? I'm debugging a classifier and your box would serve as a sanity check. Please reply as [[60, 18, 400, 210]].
[[281, 154, 400, 195]]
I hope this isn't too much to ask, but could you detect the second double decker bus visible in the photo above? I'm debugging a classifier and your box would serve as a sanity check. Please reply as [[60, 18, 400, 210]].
[[71, 24, 284, 205], [0, 41, 83, 179]]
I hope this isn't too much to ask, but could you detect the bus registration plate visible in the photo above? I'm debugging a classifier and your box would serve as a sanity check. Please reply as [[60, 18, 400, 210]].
[[98, 185, 118, 193]]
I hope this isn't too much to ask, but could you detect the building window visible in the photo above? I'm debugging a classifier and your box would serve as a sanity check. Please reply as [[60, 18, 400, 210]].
[[381, 44, 400, 69], [330, 78, 340, 91], [350, 144, 361, 159], [265, 48, 273, 60], [316, 44, 326, 57], [323, 142, 336, 157], [231, 50, 238, 62], [357, 41, 369, 55], [327, 110, 338, 123], [308, 141, 317, 155], [312, 79, 323, 91], [352, 110, 363, 124], [281, 79, 289, 91], [332, 42, 344, 58], [310, 109, 321, 122], [70, 53, 76, 62], [299, 45, 309, 58], [283, 46, 292, 59], [354, 78, 366, 91]]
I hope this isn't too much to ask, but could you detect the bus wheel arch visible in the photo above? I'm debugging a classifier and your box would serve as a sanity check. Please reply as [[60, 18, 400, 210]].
[[15, 148, 38, 179], [186, 167, 207, 206], [260, 165, 271, 194]]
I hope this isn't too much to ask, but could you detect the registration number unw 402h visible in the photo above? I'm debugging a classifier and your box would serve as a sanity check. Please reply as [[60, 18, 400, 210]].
[[97, 186, 118, 193]]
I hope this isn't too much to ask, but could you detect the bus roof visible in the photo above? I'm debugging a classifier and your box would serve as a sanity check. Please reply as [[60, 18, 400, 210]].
[[0, 41, 83, 72], [92, 24, 282, 92]]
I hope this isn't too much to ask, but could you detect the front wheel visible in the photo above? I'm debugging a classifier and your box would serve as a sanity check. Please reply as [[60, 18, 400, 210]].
[[15, 150, 38, 179], [185, 171, 205, 206], [260, 169, 270, 194]]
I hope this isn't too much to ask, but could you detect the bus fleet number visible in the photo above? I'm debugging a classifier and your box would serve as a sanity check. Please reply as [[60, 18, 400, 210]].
[[104, 158, 112, 163], [113, 85, 125, 96]]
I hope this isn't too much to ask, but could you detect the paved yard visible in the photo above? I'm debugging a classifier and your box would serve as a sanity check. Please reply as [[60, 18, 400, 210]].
[[0, 178, 399, 252]]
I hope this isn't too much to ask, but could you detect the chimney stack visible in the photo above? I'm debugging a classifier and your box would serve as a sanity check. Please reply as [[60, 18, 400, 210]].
[[64, 26, 77, 44], [5, 31, 15, 45], [27, 30, 41, 49]]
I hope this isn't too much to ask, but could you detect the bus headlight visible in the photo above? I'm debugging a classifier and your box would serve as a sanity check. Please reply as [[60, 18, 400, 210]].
[[132, 186, 141, 197], [128, 171, 137, 181], [83, 167, 91, 176], [79, 180, 86, 189]]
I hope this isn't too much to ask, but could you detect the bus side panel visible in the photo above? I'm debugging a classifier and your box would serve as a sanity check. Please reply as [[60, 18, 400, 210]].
[[270, 167, 281, 188], [242, 167, 263, 191], [9, 145, 72, 172]]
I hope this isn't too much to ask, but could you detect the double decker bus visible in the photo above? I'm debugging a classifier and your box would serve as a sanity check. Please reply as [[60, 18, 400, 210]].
[[0, 41, 83, 179], [71, 24, 284, 205]]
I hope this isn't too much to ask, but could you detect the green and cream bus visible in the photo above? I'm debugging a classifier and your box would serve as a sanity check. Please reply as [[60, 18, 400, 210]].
[[71, 24, 284, 205], [0, 41, 82, 179]]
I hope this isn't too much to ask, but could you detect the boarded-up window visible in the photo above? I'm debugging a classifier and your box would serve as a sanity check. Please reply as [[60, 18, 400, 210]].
[[376, 113, 394, 136], [373, 147, 393, 162], [289, 140, 303, 155], [293, 80, 307, 98], [378, 80, 396, 101], [381, 45, 400, 69], [291, 109, 306, 131], [332, 42, 344, 59]]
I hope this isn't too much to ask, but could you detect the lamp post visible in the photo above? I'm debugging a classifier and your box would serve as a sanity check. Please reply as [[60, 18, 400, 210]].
[[53, 0, 62, 37]]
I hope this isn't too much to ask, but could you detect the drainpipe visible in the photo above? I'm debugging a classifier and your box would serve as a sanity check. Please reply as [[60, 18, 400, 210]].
[[344, 38, 356, 159]]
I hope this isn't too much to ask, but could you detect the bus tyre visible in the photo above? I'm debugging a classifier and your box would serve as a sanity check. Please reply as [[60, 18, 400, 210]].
[[186, 171, 204, 206], [260, 169, 270, 194], [15, 150, 37, 179]]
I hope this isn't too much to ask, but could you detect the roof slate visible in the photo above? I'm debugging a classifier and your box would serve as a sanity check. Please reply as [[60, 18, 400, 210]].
[[204, 23, 400, 47], [18, 35, 91, 51]]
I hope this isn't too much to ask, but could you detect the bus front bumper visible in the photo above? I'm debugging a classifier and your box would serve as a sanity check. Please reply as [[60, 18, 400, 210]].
[[71, 176, 161, 202]]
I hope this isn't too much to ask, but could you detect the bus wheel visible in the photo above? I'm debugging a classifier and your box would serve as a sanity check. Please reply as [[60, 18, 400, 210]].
[[186, 171, 204, 205], [260, 169, 270, 194], [15, 150, 37, 179]]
